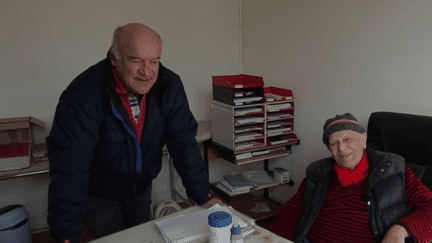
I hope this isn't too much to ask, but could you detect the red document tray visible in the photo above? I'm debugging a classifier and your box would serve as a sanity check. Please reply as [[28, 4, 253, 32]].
[[212, 74, 264, 89], [264, 87, 294, 102]]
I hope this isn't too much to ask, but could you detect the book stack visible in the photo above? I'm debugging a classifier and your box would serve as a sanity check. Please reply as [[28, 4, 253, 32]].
[[242, 170, 280, 190], [215, 174, 254, 196]]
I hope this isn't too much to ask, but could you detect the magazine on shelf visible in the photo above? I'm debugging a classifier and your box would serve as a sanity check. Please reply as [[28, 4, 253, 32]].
[[264, 93, 285, 102], [267, 120, 292, 128], [234, 131, 262, 142], [267, 126, 292, 135], [267, 103, 292, 112], [234, 91, 258, 97], [219, 179, 253, 191], [216, 183, 250, 196], [242, 170, 280, 189], [235, 116, 264, 124], [234, 140, 261, 150], [234, 124, 263, 133], [251, 150, 270, 156], [266, 112, 293, 120], [235, 152, 252, 160], [233, 96, 263, 103], [224, 174, 254, 187], [234, 107, 263, 116]]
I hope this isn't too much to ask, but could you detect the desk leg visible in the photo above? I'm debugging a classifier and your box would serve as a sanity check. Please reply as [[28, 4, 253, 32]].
[[264, 159, 270, 199]]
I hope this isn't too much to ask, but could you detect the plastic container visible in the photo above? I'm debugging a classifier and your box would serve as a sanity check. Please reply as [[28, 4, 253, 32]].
[[0, 205, 31, 243], [208, 211, 233, 243]]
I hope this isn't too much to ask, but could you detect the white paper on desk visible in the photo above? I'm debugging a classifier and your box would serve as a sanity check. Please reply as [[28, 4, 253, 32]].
[[155, 204, 254, 243]]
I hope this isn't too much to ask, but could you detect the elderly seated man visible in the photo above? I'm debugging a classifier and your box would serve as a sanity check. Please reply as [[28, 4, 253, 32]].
[[271, 113, 432, 243]]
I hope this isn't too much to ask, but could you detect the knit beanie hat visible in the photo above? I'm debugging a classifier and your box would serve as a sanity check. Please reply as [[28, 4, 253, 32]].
[[322, 113, 366, 144]]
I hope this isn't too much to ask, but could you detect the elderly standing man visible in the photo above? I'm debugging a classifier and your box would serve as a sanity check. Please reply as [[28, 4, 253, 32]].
[[271, 113, 432, 243], [47, 23, 223, 243]]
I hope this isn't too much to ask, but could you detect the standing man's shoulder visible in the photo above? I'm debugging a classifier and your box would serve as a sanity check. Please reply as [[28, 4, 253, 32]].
[[159, 64, 182, 85], [63, 58, 111, 98], [159, 63, 179, 78], [153, 64, 186, 98]]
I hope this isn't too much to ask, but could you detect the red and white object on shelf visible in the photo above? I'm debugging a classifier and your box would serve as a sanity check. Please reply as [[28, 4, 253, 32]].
[[212, 74, 264, 89], [263, 86, 294, 102], [0, 117, 46, 171]]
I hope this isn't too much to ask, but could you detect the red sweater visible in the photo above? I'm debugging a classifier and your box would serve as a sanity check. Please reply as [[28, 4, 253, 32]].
[[271, 166, 432, 242]]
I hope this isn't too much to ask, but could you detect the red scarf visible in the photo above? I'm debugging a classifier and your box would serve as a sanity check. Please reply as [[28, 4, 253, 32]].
[[334, 150, 369, 186]]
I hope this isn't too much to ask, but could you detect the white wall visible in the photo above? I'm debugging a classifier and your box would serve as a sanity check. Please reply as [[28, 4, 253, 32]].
[[0, 0, 241, 132], [242, 0, 432, 203], [0, 0, 241, 231], [5, 0, 432, 232]]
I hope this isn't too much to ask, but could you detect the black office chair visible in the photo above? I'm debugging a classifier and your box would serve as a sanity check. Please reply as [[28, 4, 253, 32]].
[[366, 111, 432, 191]]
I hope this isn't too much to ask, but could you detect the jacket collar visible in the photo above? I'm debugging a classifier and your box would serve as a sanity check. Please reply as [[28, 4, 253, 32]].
[[309, 147, 381, 182]]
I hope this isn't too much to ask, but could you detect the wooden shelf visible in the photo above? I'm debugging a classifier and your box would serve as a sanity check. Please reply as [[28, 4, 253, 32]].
[[235, 149, 292, 165], [0, 161, 49, 180], [209, 140, 298, 165], [0, 144, 49, 181]]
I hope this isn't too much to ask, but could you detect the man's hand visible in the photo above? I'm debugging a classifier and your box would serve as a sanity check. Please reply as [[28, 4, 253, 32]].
[[200, 194, 225, 208], [381, 224, 409, 243]]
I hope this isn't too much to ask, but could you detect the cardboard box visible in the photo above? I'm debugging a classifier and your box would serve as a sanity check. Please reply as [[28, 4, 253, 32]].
[[0, 117, 45, 171]]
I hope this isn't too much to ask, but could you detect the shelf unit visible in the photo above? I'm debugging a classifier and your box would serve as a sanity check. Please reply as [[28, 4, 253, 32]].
[[209, 75, 299, 223], [211, 99, 298, 165]]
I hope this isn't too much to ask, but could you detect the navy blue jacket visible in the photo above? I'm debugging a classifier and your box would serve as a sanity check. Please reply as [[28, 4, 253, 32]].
[[292, 147, 410, 242], [47, 57, 210, 241]]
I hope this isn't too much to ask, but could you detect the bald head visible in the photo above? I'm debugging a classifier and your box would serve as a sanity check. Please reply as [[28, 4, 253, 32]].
[[109, 23, 163, 95], [110, 23, 162, 60]]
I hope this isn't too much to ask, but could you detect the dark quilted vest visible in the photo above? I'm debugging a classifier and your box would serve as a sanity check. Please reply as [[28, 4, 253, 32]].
[[292, 148, 411, 242]]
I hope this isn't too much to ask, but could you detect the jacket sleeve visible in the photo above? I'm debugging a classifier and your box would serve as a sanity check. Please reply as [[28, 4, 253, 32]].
[[47, 94, 100, 241], [164, 79, 210, 205], [271, 178, 307, 240], [397, 166, 432, 242]]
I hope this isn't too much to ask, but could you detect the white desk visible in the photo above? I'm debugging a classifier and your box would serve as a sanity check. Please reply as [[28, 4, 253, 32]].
[[89, 206, 293, 243]]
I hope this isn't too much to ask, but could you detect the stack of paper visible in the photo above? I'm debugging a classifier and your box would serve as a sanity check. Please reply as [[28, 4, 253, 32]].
[[267, 103, 292, 112], [234, 131, 262, 142], [235, 116, 264, 124], [233, 96, 263, 106], [242, 170, 280, 190], [234, 124, 263, 133], [235, 152, 252, 160], [267, 112, 293, 120], [267, 120, 292, 128], [267, 126, 292, 136], [234, 107, 263, 116], [234, 140, 262, 150], [224, 174, 254, 188], [215, 180, 252, 196], [155, 204, 255, 243]]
